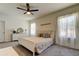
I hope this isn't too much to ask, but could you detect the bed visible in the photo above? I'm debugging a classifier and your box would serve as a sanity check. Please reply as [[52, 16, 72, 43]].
[[19, 31, 54, 56]]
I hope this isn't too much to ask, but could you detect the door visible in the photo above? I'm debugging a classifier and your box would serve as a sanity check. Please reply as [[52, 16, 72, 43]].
[[0, 21, 5, 42]]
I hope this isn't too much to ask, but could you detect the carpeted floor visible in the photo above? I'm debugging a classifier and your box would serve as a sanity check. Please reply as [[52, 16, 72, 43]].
[[0, 41, 79, 56]]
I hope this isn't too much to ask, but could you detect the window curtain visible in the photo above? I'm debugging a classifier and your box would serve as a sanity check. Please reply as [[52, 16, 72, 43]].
[[30, 22, 36, 36], [58, 13, 78, 39]]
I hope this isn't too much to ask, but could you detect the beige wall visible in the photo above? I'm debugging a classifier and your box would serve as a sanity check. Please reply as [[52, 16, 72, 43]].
[[36, 15, 56, 34], [33, 4, 79, 42]]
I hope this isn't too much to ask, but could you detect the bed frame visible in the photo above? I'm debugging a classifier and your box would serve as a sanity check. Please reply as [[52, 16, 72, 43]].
[[19, 31, 54, 56], [19, 39, 36, 56]]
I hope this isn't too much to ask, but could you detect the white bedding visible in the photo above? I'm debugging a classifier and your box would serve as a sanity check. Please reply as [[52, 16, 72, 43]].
[[0, 47, 18, 56], [19, 37, 53, 54]]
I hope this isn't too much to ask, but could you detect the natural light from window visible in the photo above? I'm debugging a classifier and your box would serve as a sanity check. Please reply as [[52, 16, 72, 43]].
[[30, 22, 36, 36], [58, 13, 77, 39]]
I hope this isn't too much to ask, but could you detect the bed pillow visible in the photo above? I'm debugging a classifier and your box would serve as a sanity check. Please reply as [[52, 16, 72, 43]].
[[38, 33, 51, 38], [38, 33, 43, 37], [43, 33, 51, 38]]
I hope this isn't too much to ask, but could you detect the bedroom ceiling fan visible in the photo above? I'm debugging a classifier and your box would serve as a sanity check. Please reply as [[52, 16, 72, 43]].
[[17, 3, 39, 15]]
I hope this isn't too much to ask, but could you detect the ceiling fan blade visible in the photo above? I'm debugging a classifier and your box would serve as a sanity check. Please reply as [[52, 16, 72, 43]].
[[24, 12, 27, 14], [31, 12, 34, 15], [17, 3, 38, 15], [30, 9, 39, 12], [17, 7, 27, 11]]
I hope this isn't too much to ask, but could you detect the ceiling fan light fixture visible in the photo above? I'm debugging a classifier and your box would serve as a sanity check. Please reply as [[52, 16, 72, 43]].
[[27, 12, 31, 15], [17, 3, 39, 15]]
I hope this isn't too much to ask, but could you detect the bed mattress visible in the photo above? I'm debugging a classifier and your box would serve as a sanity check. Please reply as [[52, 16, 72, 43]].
[[19, 37, 53, 54]]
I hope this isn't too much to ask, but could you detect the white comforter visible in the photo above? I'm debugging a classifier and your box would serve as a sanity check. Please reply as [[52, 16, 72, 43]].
[[19, 37, 53, 54]]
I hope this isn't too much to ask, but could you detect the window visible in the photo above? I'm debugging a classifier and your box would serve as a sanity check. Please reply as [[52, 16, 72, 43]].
[[58, 13, 77, 39], [30, 22, 36, 36]]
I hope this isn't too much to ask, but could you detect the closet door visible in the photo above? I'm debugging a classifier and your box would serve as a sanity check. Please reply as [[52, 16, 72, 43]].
[[0, 21, 5, 42]]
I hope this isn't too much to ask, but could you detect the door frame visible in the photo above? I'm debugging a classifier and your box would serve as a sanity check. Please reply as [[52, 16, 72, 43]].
[[0, 20, 5, 42]]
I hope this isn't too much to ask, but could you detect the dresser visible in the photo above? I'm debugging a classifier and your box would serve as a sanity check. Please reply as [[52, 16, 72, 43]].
[[12, 33, 27, 41]]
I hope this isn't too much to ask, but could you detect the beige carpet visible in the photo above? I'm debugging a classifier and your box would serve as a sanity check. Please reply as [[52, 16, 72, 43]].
[[0, 41, 79, 56]]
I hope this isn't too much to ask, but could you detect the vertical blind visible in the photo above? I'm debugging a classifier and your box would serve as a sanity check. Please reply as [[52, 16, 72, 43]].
[[58, 13, 77, 39]]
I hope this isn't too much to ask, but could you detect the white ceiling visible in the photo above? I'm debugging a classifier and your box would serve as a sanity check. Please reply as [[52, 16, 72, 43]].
[[0, 3, 76, 20]]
